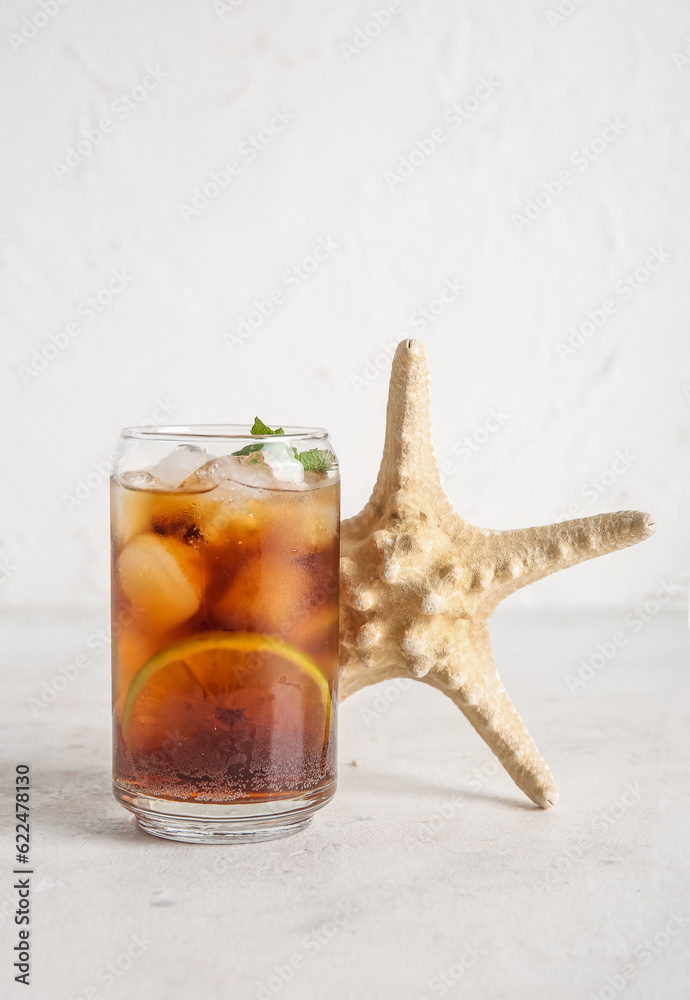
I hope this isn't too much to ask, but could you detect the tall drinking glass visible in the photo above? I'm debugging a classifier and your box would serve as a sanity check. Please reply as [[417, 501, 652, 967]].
[[110, 426, 339, 843]]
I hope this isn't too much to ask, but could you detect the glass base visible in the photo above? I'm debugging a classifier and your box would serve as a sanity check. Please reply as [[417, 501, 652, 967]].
[[113, 780, 336, 844]]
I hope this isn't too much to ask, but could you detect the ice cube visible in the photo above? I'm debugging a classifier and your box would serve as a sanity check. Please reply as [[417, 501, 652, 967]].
[[215, 556, 314, 635], [184, 454, 276, 492], [261, 442, 305, 486], [264, 481, 340, 552], [148, 445, 210, 489], [228, 460, 276, 490], [304, 469, 339, 490], [193, 483, 260, 545], [118, 470, 163, 491], [181, 455, 243, 490], [116, 533, 201, 631]]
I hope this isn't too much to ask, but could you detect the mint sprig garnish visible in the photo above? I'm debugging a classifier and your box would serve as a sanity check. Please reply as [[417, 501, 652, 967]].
[[231, 442, 264, 457], [295, 448, 336, 473], [232, 418, 335, 474], [250, 417, 284, 436], [232, 417, 284, 456]]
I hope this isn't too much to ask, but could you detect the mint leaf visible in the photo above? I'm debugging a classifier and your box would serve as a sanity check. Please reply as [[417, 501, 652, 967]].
[[295, 448, 336, 473], [233, 418, 284, 456], [251, 417, 284, 436], [231, 443, 264, 457], [232, 420, 335, 474]]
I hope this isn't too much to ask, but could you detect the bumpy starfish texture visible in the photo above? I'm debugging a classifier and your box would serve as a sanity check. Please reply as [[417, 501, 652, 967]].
[[339, 339, 655, 808]]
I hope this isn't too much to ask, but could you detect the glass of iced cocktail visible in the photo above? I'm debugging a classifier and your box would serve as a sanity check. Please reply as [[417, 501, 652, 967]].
[[110, 422, 339, 843]]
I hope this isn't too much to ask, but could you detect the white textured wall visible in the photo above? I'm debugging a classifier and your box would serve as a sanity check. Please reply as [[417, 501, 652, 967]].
[[1, 0, 688, 611]]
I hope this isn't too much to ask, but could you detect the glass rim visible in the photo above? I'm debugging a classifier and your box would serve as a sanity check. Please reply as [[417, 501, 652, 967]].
[[120, 424, 331, 443]]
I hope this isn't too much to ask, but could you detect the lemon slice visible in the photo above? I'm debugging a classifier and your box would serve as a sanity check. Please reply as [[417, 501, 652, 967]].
[[121, 631, 331, 753]]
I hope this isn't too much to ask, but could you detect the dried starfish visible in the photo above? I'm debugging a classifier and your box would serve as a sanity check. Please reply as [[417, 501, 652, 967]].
[[339, 339, 655, 808]]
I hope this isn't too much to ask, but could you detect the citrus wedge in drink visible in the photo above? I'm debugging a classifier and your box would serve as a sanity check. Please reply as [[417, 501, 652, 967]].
[[121, 631, 331, 756]]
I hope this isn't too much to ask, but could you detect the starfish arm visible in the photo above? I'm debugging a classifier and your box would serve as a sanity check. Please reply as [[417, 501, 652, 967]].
[[486, 510, 656, 606], [426, 628, 558, 808], [378, 339, 438, 488], [447, 682, 559, 809], [364, 339, 445, 503], [345, 338, 464, 538]]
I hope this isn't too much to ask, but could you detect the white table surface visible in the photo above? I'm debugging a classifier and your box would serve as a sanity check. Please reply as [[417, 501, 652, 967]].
[[2, 608, 688, 1000]]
